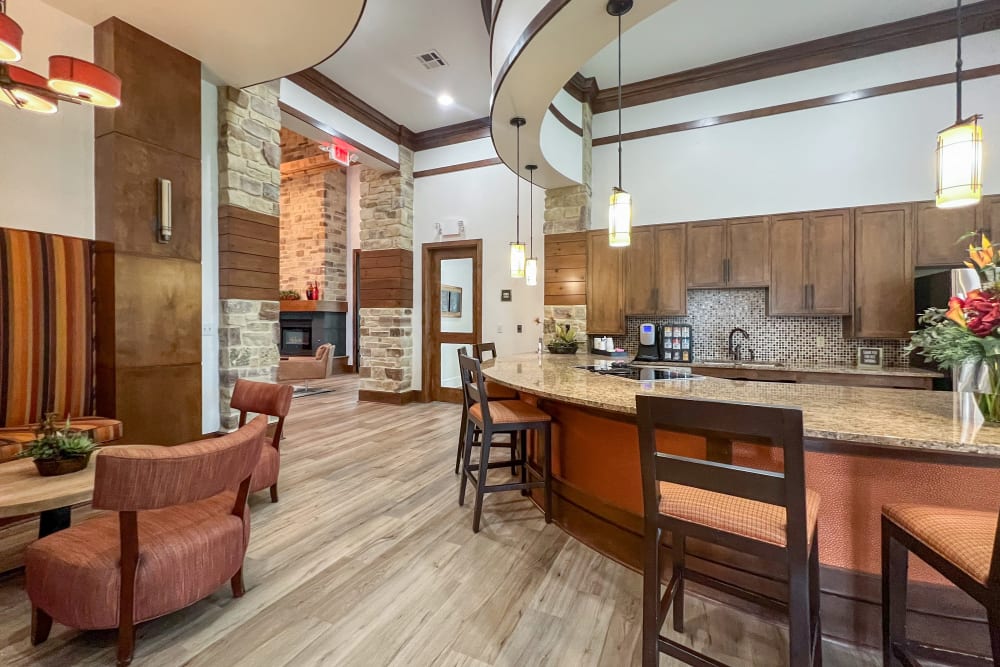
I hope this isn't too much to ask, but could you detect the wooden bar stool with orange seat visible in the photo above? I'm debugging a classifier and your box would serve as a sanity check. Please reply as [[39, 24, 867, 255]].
[[457, 353, 552, 533], [454, 343, 519, 474], [636, 394, 822, 667], [882, 504, 1000, 664]]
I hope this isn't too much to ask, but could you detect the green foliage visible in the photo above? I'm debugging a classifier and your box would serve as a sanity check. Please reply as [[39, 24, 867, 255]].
[[906, 307, 996, 370], [279, 290, 301, 300], [552, 324, 577, 344], [17, 413, 96, 462]]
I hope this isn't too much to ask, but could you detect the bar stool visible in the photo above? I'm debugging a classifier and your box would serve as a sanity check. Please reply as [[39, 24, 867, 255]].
[[457, 353, 552, 533], [882, 504, 1000, 664], [636, 395, 822, 667], [454, 344, 518, 474]]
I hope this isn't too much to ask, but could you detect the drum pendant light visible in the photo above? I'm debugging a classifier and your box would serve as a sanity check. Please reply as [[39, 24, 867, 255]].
[[607, 0, 633, 247], [510, 117, 527, 279], [0, 5, 22, 63], [525, 164, 539, 286], [935, 0, 983, 209]]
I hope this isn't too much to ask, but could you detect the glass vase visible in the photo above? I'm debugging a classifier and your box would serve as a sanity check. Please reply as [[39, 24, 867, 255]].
[[973, 357, 1000, 423]]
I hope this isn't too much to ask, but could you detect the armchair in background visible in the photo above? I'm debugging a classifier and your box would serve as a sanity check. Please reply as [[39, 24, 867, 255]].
[[277, 343, 334, 382]]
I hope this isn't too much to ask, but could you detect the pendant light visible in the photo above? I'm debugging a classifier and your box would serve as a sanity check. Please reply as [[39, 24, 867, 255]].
[[525, 164, 539, 286], [935, 0, 983, 209], [510, 116, 527, 278], [0, 1, 22, 63], [607, 0, 633, 247]]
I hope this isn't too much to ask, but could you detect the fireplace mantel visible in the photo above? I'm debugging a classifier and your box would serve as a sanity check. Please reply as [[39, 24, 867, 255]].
[[279, 300, 348, 313]]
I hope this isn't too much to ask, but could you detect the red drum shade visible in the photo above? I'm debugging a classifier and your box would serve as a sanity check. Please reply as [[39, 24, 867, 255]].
[[0, 66, 57, 114], [0, 11, 22, 62], [47, 55, 121, 108]]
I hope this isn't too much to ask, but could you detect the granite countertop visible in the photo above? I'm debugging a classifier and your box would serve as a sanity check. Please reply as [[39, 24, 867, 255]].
[[482, 353, 999, 457], [685, 360, 943, 378]]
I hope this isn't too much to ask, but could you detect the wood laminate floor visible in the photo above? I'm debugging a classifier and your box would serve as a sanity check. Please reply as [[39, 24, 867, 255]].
[[0, 375, 879, 666]]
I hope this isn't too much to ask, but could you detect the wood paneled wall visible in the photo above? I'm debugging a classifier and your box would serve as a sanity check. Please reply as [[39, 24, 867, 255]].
[[358, 249, 414, 308], [94, 18, 202, 445], [219, 204, 279, 300], [544, 232, 587, 306]]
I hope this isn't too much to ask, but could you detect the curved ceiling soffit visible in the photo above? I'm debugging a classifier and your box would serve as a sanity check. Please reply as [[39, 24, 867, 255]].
[[41, 0, 367, 88], [490, 0, 674, 189]]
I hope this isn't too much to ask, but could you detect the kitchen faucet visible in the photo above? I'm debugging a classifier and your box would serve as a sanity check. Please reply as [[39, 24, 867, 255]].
[[728, 327, 752, 361]]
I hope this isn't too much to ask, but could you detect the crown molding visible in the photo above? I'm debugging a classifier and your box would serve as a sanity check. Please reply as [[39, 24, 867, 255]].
[[562, 72, 599, 105], [410, 117, 492, 151]]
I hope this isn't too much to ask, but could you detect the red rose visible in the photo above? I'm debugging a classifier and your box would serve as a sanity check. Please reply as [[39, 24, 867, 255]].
[[964, 293, 1000, 337]]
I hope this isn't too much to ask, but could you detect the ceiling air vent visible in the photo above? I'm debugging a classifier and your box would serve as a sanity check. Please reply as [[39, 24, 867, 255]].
[[415, 50, 448, 70]]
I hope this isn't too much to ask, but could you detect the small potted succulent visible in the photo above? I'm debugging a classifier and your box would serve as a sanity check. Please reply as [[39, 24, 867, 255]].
[[279, 290, 301, 301], [547, 324, 580, 354], [17, 413, 97, 477]]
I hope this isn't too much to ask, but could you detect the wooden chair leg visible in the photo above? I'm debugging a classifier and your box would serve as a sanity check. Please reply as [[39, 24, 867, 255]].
[[787, 550, 812, 666], [509, 430, 518, 476], [231, 568, 245, 598], [672, 530, 685, 633], [542, 423, 552, 524], [269, 484, 279, 503], [459, 419, 476, 507], [519, 431, 528, 496], [117, 616, 135, 667], [988, 609, 1000, 664], [30, 607, 52, 646], [809, 534, 823, 666], [472, 429, 493, 533], [456, 402, 468, 475], [642, 525, 661, 667], [882, 517, 908, 667]]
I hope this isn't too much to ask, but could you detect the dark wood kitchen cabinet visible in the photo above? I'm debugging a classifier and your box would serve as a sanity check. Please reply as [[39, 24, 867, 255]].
[[914, 201, 982, 267], [625, 224, 686, 315], [846, 204, 913, 339], [586, 229, 625, 334], [984, 195, 1000, 242], [686, 218, 768, 288], [769, 209, 851, 315]]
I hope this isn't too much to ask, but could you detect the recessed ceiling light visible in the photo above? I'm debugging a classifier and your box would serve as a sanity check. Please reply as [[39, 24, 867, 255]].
[[437, 93, 454, 107]]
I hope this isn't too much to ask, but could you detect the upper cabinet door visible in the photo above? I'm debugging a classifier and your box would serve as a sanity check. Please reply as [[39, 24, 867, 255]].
[[655, 224, 687, 315], [914, 201, 982, 267], [985, 196, 1000, 242], [686, 221, 726, 288], [808, 209, 852, 315], [624, 227, 657, 315], [768, 214, 807, 315], [726, 216, 770, 287], [586, 230, 625, 334], [852, 204, 913, 338]]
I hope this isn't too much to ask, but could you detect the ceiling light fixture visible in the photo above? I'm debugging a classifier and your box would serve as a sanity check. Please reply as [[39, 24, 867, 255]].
[[935, 0, 983, 209], [437, 93, 454, 107], [607, 0, 633, 247], [510, 116, 527, 279], [525, 164, 539, 287], [0, 0, 121, 114]]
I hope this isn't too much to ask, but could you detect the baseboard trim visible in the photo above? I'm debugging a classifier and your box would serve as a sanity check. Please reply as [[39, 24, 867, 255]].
[[358, 389, 420, 405]]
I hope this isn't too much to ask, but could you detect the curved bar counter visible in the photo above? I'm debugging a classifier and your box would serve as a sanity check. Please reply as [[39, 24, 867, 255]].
[[483, 353, 1000, 651]]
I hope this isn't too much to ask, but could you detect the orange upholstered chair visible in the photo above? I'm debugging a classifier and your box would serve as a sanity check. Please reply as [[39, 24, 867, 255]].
[[25, 416, 266, 666], [229, 379, 293, 502], [277, 342, 334, 381]]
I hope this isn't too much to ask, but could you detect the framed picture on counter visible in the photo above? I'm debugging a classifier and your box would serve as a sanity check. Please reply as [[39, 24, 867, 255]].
[[856, 346, 883, 369]]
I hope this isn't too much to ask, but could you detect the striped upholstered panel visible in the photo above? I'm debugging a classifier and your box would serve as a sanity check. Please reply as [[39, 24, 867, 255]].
[[0, 228, 96, 427]]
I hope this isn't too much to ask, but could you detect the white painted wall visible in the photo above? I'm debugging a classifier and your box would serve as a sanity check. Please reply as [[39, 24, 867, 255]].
[[412, 155, 546, 390], [590, 35, 1000, 227], [0, 0, 94, 238], [201, 78, 220, 434]]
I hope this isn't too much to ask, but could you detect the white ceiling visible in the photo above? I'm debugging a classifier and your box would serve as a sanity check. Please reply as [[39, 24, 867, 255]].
[[314, 0, 491, 133], [581, 0, 988, 89], [40, 0, 364, 88]]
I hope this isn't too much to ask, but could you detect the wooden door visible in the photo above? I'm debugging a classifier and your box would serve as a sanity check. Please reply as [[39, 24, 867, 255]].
[[686, 221, 726, 288], [768, 214, 807, 315], [727, 216, 770, 287], [586, 230, 625, 334], [655, 224, 687, 315], [914, 201, 981, 267], [422, 241, 482, 403], [624, 227, 657, 315], [851, 205, 913, 339], [807, 209, 852, 315]]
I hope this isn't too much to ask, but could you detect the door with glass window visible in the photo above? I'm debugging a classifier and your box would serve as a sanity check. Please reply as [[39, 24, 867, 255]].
[[422, 241, 482, 403]]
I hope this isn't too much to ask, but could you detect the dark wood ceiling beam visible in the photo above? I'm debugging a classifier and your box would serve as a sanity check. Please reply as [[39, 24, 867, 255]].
[[563, 72, 599, 104], [575, 3, 1000, 114]]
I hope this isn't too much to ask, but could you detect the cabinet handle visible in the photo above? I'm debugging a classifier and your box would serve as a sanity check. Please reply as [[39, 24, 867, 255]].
[[725, 258, 731, 284], [809, 284, 815, 311], [856, 306, 862, 332]]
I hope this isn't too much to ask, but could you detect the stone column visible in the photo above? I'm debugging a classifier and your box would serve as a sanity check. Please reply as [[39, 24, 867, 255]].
[[357, 147, 414, 398], [217, 82, 281, 429]]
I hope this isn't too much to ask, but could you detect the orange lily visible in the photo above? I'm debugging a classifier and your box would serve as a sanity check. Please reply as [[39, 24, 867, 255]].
[[969, 235, 994, 269], [946, 296, 968, 328]]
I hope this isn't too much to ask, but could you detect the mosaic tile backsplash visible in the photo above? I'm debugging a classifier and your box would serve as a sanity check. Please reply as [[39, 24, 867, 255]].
[[600, 289, 909, 367]]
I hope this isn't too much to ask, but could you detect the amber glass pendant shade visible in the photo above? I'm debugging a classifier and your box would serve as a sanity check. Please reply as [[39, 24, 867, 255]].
[[608, 188, 632, 247], [510, 242, 526, 278], [525, 257, 539, 286], [936, 117, 983, 209]]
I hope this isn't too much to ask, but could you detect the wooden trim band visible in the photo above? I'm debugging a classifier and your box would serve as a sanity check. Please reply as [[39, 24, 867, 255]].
[[491, 0, 572, 105], [413, 158, 502, 179], [563, 72, 599, 105], [358, 389, 420, 405], [588, 3, 1000, 113], [410, 117, 492, 151], [592, 65, 1000, 146], [547, 103, 582, 137], [279, 101, 400, 170], [287, 69, 405, 146]]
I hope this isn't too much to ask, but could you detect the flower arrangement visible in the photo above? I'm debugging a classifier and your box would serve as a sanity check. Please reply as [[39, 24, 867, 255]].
[[907, 233, 1000, 421], [17, 413, 97, 476]]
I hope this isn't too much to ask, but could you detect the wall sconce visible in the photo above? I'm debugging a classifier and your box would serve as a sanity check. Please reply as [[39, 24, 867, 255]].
[[157, 178, 172, 243]]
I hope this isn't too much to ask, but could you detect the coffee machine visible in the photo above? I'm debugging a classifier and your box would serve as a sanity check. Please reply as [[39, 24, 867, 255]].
[[634, 323, 661, 362]]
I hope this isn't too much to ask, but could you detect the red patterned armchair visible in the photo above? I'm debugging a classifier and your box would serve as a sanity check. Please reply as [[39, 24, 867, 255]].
[[25, 416, 266, 666], [230, 379, 293, 502]]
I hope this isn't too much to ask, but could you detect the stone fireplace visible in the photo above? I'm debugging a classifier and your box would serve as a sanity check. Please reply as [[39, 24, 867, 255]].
[[279, 309, 346, 357]]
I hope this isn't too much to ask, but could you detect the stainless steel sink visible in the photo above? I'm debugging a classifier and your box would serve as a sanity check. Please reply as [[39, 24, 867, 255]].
[[697, 360, 786, 369]]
